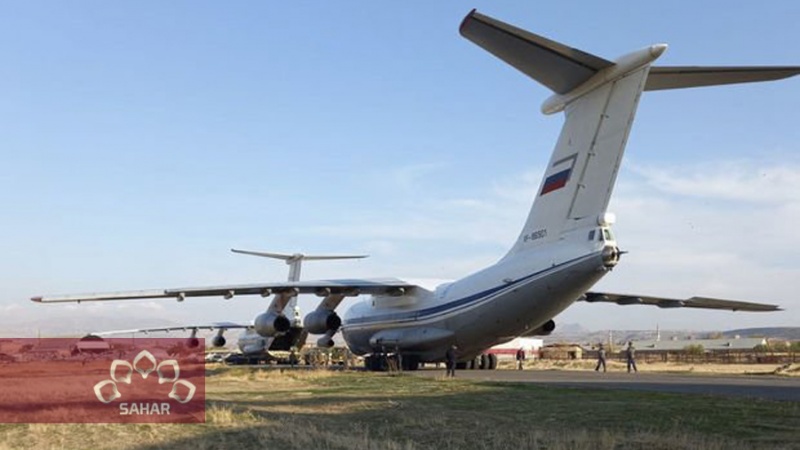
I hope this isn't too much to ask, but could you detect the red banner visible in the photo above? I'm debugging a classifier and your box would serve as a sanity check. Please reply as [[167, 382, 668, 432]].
[[0, 338, 205, 423]]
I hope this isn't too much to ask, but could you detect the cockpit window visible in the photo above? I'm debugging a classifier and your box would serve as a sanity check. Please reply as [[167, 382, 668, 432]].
[[588, 230, 595, 241], [603, 228, 614, 241]]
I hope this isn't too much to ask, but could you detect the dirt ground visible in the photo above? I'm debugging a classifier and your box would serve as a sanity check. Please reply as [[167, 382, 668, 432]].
[[500, 358, 800, 376]]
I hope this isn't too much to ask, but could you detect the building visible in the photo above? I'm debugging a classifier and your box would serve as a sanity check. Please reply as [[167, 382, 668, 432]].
[[487, 337, 544, 360]]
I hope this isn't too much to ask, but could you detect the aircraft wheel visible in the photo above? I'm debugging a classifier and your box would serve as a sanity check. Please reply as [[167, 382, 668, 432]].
[[479, 354, 489, 370], [402, 356, 420, 371], [488, 354, 498, 370], [456, 362, 467, 370], [365, 355, 386, 372]]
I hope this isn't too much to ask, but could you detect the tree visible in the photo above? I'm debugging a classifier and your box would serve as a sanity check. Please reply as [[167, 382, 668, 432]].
[[683, 344, 705, 357]]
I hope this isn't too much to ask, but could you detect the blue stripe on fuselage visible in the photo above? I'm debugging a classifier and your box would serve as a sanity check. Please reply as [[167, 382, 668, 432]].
[[343, 252, 598, 328]]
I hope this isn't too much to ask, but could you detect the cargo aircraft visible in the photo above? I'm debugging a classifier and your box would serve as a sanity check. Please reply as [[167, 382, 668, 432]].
[[92, 251, 367, 363], [32, 10, 796, 370]]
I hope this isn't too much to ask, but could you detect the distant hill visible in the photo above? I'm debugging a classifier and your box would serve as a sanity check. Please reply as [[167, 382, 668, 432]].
[[723, 327, 800, 340], [0, 310, 178, 338]]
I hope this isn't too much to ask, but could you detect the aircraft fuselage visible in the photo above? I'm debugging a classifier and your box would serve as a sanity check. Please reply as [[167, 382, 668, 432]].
[[341, 226, 619, 362]]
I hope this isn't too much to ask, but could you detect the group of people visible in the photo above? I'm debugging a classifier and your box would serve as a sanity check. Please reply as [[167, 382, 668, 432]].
[[443, 345, 526, 377], [443, 341, 638, 376], [595, 341, 637, 373]]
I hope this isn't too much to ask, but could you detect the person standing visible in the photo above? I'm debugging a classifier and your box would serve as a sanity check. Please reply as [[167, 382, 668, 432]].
[[515, 347, 526, 370], [626, 341, 638, 373], [595, 343, 606, 372], [445, 344, 458, 377]]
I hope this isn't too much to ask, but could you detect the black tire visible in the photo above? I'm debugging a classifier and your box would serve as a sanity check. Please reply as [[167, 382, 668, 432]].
[[479, 354, 489, 370], [365, 355, 386, 372], [488, 353, 498, 370], [402, 356, 420, 371]]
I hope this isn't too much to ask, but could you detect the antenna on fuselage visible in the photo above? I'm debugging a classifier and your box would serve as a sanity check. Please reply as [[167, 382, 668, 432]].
[[230, 249, 369, 324]]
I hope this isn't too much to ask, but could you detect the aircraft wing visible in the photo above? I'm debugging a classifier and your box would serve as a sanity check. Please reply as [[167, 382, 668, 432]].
[[91, 322, 252, 336], [581, 292, 781, 312], [31, 278, 416, 303]]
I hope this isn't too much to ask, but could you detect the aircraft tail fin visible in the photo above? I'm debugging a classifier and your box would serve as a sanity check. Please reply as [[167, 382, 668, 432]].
[[231, 249, 368, 282], [461, 11, 661, 257], [231, 249, 368, 262], [460, 11, 799, 259]]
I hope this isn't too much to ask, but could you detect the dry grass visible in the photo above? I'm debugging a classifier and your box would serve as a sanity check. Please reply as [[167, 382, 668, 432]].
[[1, 367, 798, 450]]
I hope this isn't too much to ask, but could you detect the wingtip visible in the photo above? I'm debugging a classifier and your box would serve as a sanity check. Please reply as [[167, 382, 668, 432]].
[[30, 296, 42, 303], [458, 8, 478, 36]]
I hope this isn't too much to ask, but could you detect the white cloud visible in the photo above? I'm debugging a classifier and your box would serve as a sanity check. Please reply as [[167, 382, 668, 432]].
[[629, 160, 800, 204], [0, 304, 23, 314], [388, 162, 447, 192], [579, 157, 800, 329], [116, 301, 165, 311]]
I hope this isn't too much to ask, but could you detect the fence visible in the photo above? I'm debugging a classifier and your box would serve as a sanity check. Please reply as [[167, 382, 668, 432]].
[[583, 349, 800, 364]]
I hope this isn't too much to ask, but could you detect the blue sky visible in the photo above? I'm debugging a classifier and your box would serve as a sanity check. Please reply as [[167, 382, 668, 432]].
[[1, 2, 798, 335]]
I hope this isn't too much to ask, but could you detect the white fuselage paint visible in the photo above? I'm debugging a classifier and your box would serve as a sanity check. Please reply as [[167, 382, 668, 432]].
[[342, 228, 618, 362], [237, 329, 268, 354]]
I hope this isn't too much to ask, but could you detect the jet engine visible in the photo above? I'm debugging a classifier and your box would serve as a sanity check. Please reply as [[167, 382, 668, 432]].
[[303, 310, 342, 335], [254, 312, 291, 337], [528, 319, 556, 336], [186, 337, 200, 348], [317, 335, 335, 348], [211, 335, 226, 347]]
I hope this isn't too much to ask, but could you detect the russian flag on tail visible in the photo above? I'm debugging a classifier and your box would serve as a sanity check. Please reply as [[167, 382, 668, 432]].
[[540, 153, 578, 196], [540, 168, 572, 195]]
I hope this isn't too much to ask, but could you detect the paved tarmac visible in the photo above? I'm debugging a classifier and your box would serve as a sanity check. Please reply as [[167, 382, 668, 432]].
[[411, 368, 800, 401]]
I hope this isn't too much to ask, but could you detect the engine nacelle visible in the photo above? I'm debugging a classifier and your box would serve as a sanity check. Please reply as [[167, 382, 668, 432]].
[[529, 319, 556, 336], [303, 310, 342, 335], [211, 335, 226, 348], [317, 336, 335, 348], [254, 312, 291, 337], [186, 337, 200, 348]]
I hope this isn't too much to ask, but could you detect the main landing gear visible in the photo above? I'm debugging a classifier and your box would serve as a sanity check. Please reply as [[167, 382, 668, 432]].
[[364, 351, 420, 372], [456, 353, 498, 370], [365, 351, 498, 371]]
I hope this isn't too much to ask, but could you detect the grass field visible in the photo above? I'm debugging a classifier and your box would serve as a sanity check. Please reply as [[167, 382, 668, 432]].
[[1, 366, 799, 450]]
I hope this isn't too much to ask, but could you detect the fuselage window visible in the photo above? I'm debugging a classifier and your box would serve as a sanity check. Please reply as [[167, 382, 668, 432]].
[[588, 230, 595, 241]]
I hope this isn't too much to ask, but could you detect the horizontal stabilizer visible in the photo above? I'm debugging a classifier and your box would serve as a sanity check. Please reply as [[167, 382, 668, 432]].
[[582, 292, 781, 312], [231, 249, 368, 261], [646, 66, 800, 91], [459, 9, 612, 94]]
